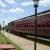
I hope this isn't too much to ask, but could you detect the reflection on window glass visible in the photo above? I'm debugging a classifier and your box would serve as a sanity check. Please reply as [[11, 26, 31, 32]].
[[42, 20, 45, 23], [38, 21, 41, 23]]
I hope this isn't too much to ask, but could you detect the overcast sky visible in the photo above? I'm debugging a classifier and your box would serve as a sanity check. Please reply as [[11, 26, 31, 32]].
[[0, 0, 50, 27]]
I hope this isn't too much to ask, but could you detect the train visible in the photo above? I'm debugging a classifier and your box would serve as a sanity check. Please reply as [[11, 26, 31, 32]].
[[7, 9, 50, 37]]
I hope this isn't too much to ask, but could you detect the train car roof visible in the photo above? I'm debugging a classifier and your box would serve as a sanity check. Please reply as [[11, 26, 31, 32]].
[[9, 9, 50, 23]]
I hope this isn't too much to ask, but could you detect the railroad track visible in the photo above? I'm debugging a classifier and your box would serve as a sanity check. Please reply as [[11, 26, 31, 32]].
[[15, 34, 50, 46], [6, 30, 50, 46], [27, 35, 50, 42]]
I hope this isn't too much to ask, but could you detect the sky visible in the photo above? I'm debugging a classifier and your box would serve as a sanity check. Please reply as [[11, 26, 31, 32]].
[[0, 0, 50, 27]]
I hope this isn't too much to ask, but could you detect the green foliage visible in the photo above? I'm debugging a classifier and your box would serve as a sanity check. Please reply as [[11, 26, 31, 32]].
[[4, 25, 8, 30]]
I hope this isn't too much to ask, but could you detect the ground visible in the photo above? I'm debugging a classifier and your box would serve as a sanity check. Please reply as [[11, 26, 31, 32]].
[[0, 31, 22, 50], [1, 30, 50, 50]]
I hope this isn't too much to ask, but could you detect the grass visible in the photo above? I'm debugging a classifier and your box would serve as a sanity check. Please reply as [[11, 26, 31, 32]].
[[0, 31, 22, 50]]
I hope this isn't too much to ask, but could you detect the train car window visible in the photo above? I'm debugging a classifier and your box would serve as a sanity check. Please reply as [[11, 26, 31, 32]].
[[42, 24, 45, 27], [29, 24, 31, 27], [28, 24, 29, 27], [47, 19, 50, 22], [38, 24, 41, 27], [46, 19, 50, 27], [42, 20, 45, 23], [27, 23, 31, 27], [38, 21, 41, 23], [16, 25, 21, 27], [26, 24, 28, 27], [32, 24, 34, 27], [24, 25, 26, 27], [16, 26, 19, 27], [46, 23, 50, 27], [16, 26, 18, 27]]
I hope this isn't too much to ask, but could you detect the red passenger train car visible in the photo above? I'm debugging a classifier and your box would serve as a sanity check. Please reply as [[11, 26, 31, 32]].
[[8, 10, 50, 37]]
